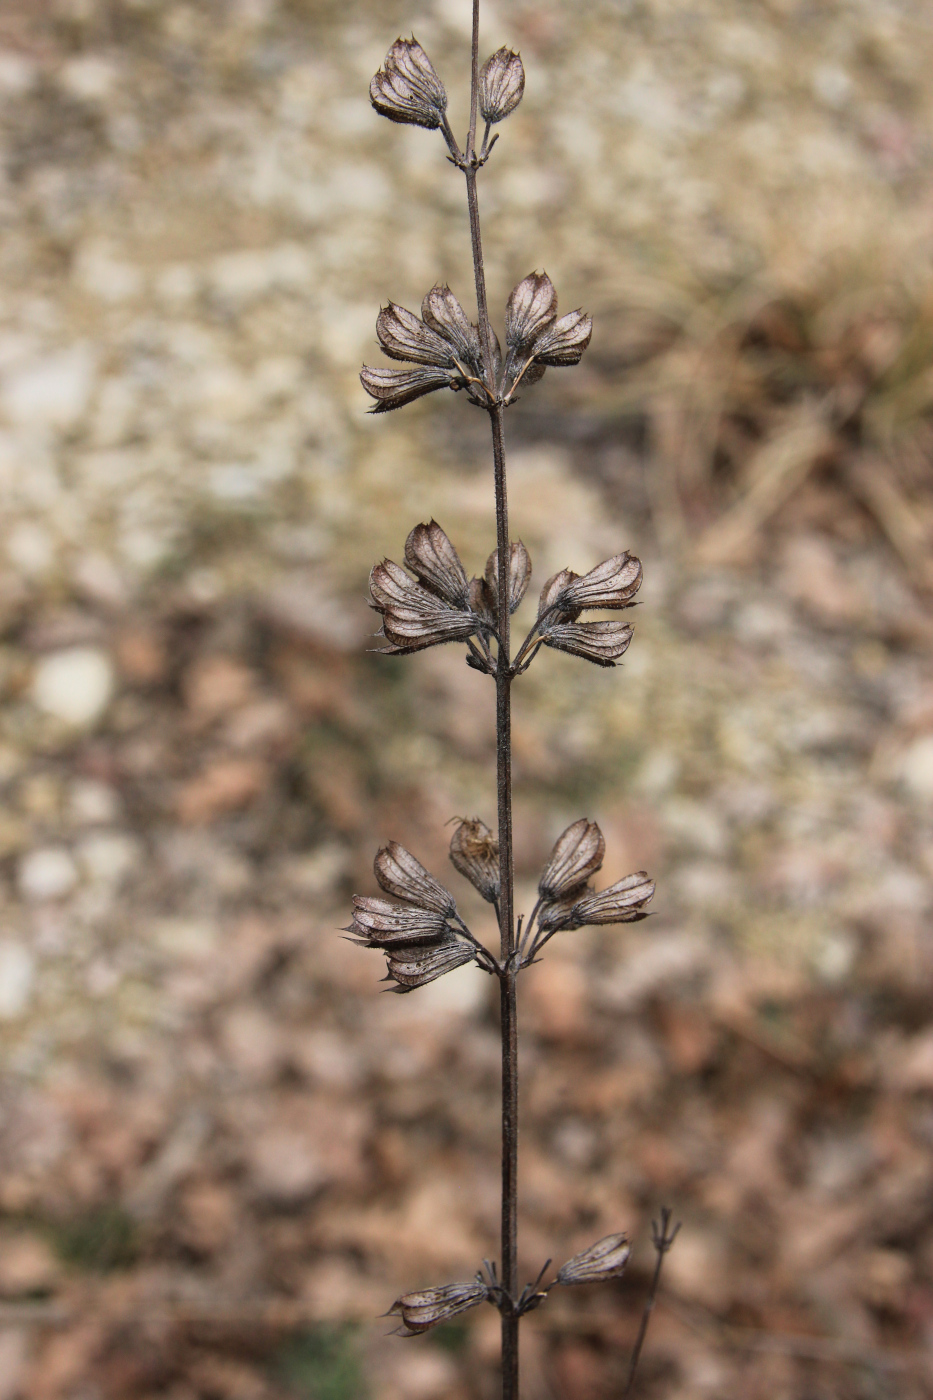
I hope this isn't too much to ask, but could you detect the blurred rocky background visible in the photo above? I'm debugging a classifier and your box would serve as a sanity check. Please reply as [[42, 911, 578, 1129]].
[[1, 0, 933, 1396]]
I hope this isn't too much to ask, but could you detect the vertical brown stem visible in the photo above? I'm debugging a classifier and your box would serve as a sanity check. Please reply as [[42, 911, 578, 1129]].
[[490, 403, 519, 1400], [466, 0, 479, 162], [465, 3, 519, 1395]]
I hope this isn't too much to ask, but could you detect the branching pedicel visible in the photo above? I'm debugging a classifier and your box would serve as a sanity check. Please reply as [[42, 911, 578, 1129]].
[[347, 6, 677, 1395]]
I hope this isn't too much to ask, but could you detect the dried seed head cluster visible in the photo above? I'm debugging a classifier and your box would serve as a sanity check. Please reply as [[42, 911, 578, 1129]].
[[348, 12, 674, 1393], [361, 271, 591, 413], [346, 842, 496, 990], [349, 820, 653, 990], [529, 820, 653, 955], [369, 521, 644, 675], [385, 1234, 634, 1340]]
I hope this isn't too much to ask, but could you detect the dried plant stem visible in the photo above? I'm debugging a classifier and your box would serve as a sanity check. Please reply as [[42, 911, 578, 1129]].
[[361, 9, 662, 1393], [464, 3, 519, 1393], [489, 406, 519, 1398], [623, 1208, 681, 1397]]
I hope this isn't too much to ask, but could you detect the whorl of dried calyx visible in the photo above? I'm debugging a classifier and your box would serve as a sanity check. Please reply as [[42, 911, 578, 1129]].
[[535, 819, 654, 934], [368, 520, 528, 662], [346, 841, 478, 992], [370, 37, 524, 140], [528, 552, 643, 668], [360, 273, 590, 414]]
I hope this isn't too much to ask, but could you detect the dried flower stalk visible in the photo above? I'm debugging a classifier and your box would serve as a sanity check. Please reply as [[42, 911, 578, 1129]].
[[347, 5, 676, 1395]]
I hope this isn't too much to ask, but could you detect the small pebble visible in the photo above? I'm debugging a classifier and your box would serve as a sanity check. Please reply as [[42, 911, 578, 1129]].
[[0, 941, 35, 1018], [32, 647, 115, 728], [18, 847, 78, 902]]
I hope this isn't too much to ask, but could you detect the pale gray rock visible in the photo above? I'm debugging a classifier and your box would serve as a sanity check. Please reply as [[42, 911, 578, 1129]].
[[32, 647, 115, 727]]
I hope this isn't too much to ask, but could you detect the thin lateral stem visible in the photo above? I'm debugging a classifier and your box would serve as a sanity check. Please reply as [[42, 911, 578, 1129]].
[[517, 898, 541, 960], [623, 1208, 681, 1397], [440, 114, 462, 161], [451, 914, 498, 972], [466, 0, 479, 162], [463, 5, 519, 1395]]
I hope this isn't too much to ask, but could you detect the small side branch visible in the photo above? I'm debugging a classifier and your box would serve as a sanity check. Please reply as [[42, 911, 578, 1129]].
[[623, 1208, 680, 1398]]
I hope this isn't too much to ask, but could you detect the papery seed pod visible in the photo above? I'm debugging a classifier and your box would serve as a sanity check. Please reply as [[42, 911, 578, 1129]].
[[556, 1234, 631, 1286], [376, 303, 455, 367], [360, 364, 454, 413], [563, 871, 655, 927], [480, 47, 525, 124], [370, 558, 442, 612], [349, 895, 450, 944], [562, 552, 642, 610], [380, 608, 478, 653], [421, 285, 484, 376], [404, 521, 471, 608], [386, 939, 476, 990], [375, 841, 456, 915], [484, 541, 532, 617], [505, 272, 558, 354], [538, 818, 605, 902], [379, 934, 458, 962], [449, 817, 500, 903], [388, 1280, 489, 1333], [370, 38, 448, 130], [542, 619, 633, 666], [468, 575, 494, 627], [369, 560, 478, 654], [531, 309, 593, 366], [537, 568, 579, 622], [544, 552, 642, 615]]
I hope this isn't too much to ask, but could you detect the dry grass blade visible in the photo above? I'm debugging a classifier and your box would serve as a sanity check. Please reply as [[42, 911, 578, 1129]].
[[694, 400, 837, 566], [847, 454, 933, 591]]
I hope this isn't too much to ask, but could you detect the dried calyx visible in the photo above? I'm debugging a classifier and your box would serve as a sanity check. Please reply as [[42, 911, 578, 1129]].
[[375, 840, 456, 913], [537, 870, 655, 934], [538, 553, 643, 618], [370, 557, 479, 654], [500, 271, 592, 404], [383, 938, 476, 990], [370, 522, 534, 673], [370, 38, 448, 130], [523, 551, 643, 669], [404, 519, 471, 609], [527, 818, 655, 945], [471, 541, 532, 625], [449, 817, 500, 903], [369, 521, 480, 655], [480, 47, 525, 124], [360, 273, 589, 413], [556, 1234, 631, 1286], [538, 819, 606, 902], [361, 285, 491, 413], [348, 842, 488, 990], [539, 618, 634, 667], [388, 1279, 491, 1335]]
